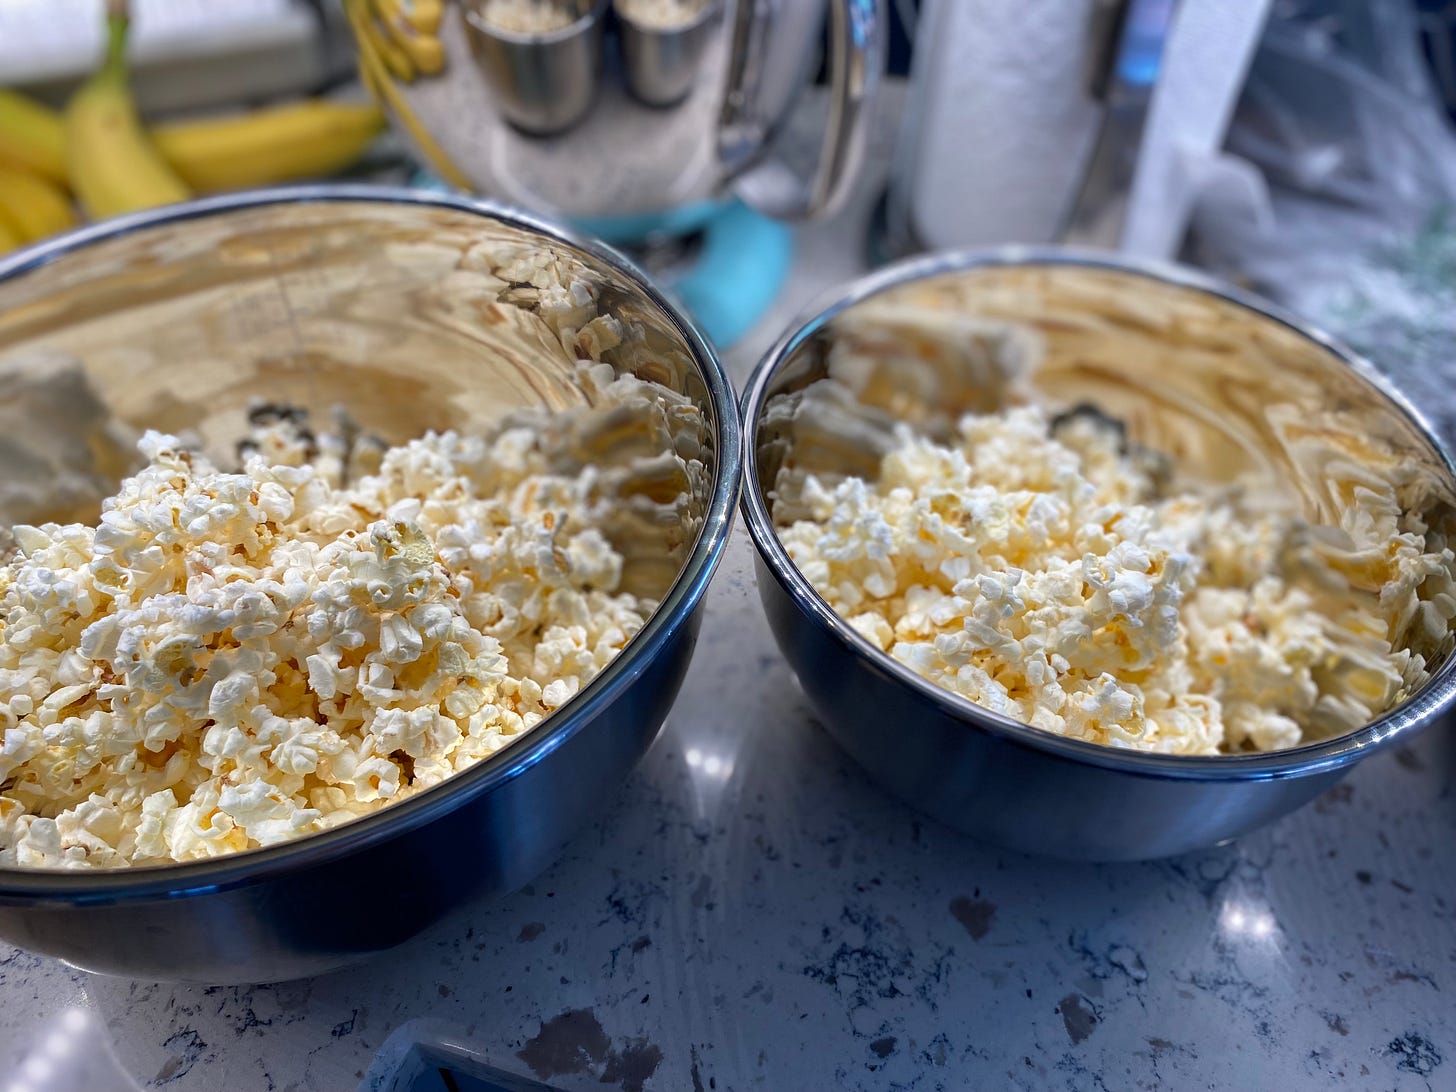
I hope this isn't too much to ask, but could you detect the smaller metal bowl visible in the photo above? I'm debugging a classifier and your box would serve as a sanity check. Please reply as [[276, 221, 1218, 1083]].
[[741, 249, 1456, 862], [614, 0, 718, 108], [463, 0, 608, 135]]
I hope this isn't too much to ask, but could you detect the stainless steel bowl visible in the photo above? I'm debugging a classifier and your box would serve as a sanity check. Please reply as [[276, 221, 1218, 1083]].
[[741, 249, 1456, 862], [0, 186, 739, 982]]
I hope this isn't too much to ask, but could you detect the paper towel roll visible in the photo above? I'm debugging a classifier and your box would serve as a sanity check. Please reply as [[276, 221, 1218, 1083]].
[[890, 0, 1272, 260], [891, 0, 1104, 250]]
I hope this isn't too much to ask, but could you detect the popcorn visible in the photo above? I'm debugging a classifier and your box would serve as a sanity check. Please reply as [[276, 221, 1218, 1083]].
[[0, 417, 654, 869], [777, 405, 1454, 755], [616, 0, 710, 29], [476, 0, 577, 34]]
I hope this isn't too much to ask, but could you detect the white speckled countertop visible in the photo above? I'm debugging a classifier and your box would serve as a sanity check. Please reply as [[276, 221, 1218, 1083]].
[[3, 128, 1456, 1092]]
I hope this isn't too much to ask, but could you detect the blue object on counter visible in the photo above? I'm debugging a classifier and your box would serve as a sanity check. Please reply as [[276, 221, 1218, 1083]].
[[366, 1030, 568, 1092], [652, 201, 792, 350], [565, 200, 793, 349]]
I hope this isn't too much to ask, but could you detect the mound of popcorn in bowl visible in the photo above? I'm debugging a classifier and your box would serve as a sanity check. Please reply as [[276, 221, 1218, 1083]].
[[0, 226, 710, 871], [0, 400, 659, 868], [770, 289, 1456, 759]]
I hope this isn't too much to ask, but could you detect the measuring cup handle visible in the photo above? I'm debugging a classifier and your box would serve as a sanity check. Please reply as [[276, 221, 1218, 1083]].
[[727, 0, 885, 221]]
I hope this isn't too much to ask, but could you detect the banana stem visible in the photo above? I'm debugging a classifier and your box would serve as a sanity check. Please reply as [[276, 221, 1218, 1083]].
[[101, 10, 130, 80]]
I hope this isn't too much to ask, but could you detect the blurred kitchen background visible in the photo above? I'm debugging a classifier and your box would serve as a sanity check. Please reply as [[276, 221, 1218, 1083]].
[[4, 0, 1456, 424]]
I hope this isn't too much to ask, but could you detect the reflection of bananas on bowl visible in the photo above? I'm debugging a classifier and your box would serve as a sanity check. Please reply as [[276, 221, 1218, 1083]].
[[344, 0, 470, 189], [397, 0, 445, 36], [351, 0, 450, 82], [0, 0, 388, 256], [363, 5, 417, 81], [387, 18, 448, 76]]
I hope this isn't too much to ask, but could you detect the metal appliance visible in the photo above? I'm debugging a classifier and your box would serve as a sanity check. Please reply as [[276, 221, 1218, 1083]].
[[350, 0, 886, 345]]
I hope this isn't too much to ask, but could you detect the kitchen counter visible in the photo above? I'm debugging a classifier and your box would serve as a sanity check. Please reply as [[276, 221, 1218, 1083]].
[[3, 167, 1456, 1092]]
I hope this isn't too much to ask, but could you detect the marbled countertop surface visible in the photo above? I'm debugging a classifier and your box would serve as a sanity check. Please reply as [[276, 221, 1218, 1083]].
[[3, 150, 1456, 1092]]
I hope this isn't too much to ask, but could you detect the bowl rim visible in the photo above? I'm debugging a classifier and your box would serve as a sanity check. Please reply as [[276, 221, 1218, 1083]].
[[740, 244, 1456, 783], [0, 183, 742, 898]]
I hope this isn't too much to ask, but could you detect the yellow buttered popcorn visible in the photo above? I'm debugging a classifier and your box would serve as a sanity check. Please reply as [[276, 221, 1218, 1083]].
[[0, 413, 654, 869], [776, 405, 1453, 756]]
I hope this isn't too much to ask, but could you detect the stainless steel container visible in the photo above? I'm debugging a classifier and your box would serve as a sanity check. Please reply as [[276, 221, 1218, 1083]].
[[741, 249, 1456, 862], [0, 187, 740, 983], [616, 0, 719, 108], [354, 0, 883, 223], [462, 0, 607, 135]]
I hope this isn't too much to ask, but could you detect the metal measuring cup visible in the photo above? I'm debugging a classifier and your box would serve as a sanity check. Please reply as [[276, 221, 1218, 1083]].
[[462, 0, 609, 135], [614, 0, 720, 108]]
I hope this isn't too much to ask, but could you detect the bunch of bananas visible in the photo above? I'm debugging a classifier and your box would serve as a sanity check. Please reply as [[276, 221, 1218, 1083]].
[[0, 0, 386, 257], [343, 0, 470, 190]]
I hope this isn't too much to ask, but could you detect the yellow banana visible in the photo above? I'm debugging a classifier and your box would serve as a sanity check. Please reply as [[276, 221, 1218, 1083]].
[[66, 6, 191, 219], [153, 100, 384, 193], [0, 89, 67, 185], [0, 164, 77, 242]]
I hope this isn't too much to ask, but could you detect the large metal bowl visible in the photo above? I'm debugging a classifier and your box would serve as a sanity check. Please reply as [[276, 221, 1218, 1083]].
[[741, 249, 1456, 862], [0, 187, 739, 982]]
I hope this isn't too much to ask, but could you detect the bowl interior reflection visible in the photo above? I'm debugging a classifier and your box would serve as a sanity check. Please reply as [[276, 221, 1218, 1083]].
[[752, 260, 1456, 730], [0, 197, 717, 602]]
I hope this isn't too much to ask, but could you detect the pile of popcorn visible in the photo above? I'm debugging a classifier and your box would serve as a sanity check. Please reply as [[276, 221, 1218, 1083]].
[[0, 407, 654, 868], [617, 0, 710, 29], [477, 0, 578, 33], [776, 405, 1455, 755]]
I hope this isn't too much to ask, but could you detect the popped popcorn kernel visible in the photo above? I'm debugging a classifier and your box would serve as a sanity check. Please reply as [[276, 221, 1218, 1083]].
[[0, 409, 657, 868], [776, 405, 1453, 756]]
